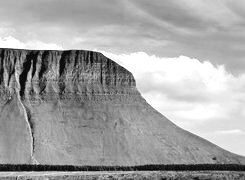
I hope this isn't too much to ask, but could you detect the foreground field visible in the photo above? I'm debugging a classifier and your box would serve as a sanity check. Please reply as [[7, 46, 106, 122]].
[[0, 171, 245, 180]]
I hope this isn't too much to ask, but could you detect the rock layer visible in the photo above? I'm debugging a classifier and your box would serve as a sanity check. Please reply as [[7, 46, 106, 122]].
[[0, 48, 244, 165]]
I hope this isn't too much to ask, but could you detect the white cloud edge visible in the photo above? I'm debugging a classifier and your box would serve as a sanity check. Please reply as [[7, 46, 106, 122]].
[[0, 36, 63, 50], [98, 50, 245, 127], [100, 49, 245, 156], [214, 129, 245, 135]]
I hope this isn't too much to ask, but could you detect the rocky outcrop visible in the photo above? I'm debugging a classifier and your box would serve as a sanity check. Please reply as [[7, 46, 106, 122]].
[[0, 49, 137, 103], [0, 48, 244, 165]]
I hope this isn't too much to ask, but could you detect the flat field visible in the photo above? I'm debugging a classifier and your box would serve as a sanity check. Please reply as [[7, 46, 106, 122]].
[[0, 171, 244, 180]]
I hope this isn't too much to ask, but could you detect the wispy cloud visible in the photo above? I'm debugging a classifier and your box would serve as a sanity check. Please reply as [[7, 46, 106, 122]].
[[1, 1, 245, 73], [214, 129, 245, 135], [0, 36, 63, 50]]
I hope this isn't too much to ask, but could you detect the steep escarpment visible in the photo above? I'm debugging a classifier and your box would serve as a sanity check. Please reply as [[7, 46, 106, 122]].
[[0, 49, 136, 102], [0, 48, 244, 165]]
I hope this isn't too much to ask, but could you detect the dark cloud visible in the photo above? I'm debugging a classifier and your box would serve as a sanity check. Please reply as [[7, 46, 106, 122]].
[[1, 0, 245, 73], [0, 0, 124, 26], [128, 0, 210, 30]]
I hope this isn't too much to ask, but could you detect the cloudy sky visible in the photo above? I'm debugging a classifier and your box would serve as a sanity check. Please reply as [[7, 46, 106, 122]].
[[0, 0, 245, 156]]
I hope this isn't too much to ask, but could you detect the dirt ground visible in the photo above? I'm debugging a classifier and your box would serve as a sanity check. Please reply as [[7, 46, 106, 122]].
[[0, 171, 244, 180]]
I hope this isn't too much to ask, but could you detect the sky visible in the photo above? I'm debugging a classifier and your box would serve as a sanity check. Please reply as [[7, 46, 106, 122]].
[[0, 0, 244, 156]]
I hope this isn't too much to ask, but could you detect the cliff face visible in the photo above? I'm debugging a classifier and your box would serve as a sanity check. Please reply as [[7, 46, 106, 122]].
[[0, 49, 136, 102], [0, 48, 244, 165]]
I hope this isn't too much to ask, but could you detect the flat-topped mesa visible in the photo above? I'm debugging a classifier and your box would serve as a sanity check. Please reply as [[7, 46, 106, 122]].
[[0, 49, 137, 103], [0, 48, 245, 165]]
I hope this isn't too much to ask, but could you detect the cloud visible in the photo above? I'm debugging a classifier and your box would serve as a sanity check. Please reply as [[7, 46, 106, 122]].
[[101, 51, 235, 105], [0, 0, 124, 26], [0, 36, 63, 50], [1, 0, 245, 73], [214, 129, 245, 135]]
